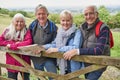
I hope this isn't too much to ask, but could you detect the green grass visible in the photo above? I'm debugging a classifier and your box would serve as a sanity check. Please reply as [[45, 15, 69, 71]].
[[111, 32, 120, 57]]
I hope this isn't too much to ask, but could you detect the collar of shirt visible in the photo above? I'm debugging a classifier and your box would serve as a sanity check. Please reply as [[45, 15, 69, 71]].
[[38, 21, 48, 29]]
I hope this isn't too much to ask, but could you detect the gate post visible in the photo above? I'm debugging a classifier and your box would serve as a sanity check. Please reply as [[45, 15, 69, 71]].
[[0, 66, 1, 76]]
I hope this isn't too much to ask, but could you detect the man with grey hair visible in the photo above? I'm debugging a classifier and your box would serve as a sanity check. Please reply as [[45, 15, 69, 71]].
[[63, 5, 110, 80], [29, 4, 57, 80]]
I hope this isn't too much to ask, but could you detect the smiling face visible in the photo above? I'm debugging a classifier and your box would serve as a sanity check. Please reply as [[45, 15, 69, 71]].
[[13, 17, 25, 31], [60, 11, 73, 31], [84, 6, 98, 26], [35, 8, 48, 26]]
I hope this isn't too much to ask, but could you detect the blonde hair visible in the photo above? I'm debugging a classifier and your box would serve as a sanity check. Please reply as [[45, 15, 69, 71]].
[[4, 13, 27, 41], [60, 10, 73, 20]]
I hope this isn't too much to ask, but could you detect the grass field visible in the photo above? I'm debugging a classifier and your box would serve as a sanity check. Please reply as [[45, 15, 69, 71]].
[[111, 32, 120, 57]]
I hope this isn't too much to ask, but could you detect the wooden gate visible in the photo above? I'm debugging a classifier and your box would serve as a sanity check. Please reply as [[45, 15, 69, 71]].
[[0, 46, 120, 80]]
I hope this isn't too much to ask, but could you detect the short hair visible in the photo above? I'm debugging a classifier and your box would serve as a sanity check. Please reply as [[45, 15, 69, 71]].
[[83, 5, 98, 13], [35, 4, 49, 15], [60, 10, 73, 20]]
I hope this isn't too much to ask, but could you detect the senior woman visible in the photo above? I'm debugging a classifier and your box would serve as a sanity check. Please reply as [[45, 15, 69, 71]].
[[43, 10, 83, 74], [0, 13, 32, 80]]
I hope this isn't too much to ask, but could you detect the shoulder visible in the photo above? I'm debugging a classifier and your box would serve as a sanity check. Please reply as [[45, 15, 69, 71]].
[[75, 29, 80, 34], [29, 19, 38, 29], [2, 28, 9, 35], [48, 20, 58, 31], [100, 23, 109, 31], [48, 20, 57, 27]]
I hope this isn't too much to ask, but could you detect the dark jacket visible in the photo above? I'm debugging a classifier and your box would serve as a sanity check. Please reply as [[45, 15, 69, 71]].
[[29, 19, 58, 64], [80, 18, 110, 55]]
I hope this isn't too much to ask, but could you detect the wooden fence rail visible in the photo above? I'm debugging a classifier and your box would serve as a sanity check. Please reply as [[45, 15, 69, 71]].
[[0, 46, 120, 80]]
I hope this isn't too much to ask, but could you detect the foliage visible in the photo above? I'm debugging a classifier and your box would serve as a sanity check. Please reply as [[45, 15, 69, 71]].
[[98, 6, 111, 23], [48, 13, 59, 24], [73, 14, 84, 27], [0, 8, 34, 18], [108, 12, 120, 28], [0, 8, 9, 14], [98, 6, 120, 28], [9, 10, 28, 17]]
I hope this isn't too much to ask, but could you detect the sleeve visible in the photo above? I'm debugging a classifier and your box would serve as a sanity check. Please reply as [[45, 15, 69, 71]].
[[0, 29, 15, 46], [80, 27, 109, 55], [10, 30, 33, 50], [58, 30, 83, 52], [43, 40, 56, 49]]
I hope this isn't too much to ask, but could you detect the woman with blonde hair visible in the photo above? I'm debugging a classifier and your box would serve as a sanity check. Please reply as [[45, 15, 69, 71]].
[[44, 10, 83, 74]]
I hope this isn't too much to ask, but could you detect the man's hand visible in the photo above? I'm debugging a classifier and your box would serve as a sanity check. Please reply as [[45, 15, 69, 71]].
[[33, 49, 43, 55], [32, 46, 45, 55], [46, 48, 58, 54], [63, 49, 78, 60]]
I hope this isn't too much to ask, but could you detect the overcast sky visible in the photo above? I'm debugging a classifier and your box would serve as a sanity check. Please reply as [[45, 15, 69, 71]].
[[0, 0, 120, 8]]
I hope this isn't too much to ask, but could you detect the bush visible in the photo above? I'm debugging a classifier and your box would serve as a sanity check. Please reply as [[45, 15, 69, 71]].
[[0, 8, 9, 14], [73, 14, 84, 27], [48, 14, 59, 24]]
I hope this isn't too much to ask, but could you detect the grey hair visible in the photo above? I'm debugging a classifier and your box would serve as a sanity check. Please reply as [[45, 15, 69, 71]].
[[83, 5, 98, 13], [60, 10, 73, 20], [12, 13, 25, 23], [4, 13, 26, 41], [35, 4, 49, 15]]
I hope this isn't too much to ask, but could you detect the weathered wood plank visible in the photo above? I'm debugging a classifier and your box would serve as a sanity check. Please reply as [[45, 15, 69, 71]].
[[42, 52, 120, 68], [63, 65, 106, 79], [70, 77, 86, 80], [0, 76, 14, 80], [0, 67, 1, 76], [0, 46, 120, 80], [0, 62, 61, 80], [9, 53, 61, 79], [55, 76, 85, 80], [0, 46, 41, 57], [0, 46, 120, 68], [0, 63, 28, 72]]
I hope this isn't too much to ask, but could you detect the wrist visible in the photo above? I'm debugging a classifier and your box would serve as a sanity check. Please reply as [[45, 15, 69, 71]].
[[76, 49, 80, 55]]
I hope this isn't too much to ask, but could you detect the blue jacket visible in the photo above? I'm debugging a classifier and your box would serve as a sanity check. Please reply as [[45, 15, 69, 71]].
[[44, 29, 83, 52]]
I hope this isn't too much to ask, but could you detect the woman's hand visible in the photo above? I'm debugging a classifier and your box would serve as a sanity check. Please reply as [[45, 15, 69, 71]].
[[6, 44, 11, 49], [63, 49, 78, 60], [46, 48, 58, 54]]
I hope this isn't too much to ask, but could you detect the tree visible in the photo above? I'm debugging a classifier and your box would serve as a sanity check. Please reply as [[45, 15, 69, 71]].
[[98, 6, 111, 24]]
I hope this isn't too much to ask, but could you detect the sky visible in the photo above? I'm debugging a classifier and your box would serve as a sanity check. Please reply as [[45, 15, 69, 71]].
[[0, 0, 120, 8]]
